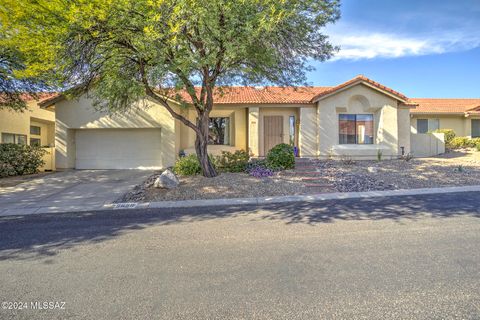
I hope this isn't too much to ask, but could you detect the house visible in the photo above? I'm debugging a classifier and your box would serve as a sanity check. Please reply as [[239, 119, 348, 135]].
[[0, 96, 56, 170], [410, 99, 480, 137], [0, 96, 56, 147], [38, 75, 464, 170]]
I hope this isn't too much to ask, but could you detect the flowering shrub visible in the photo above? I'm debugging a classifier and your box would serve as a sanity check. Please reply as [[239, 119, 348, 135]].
[[248, 166, 274, 178]]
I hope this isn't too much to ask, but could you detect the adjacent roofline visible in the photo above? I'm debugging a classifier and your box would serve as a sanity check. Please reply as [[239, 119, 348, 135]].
[[310, 75, 409, 103]]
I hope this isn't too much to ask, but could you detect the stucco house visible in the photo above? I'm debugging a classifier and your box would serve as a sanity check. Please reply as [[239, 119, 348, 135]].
[[37, 75, 476, 170], [0, 95, 56, 170], [410, 98, 480, 137]]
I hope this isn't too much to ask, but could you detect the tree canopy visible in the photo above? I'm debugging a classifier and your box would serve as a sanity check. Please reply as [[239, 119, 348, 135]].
[[1, 0, 340, 175]]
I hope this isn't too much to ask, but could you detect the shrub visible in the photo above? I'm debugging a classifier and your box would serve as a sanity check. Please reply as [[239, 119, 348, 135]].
[[172, 154, 201, 176], [449, 137, 480, 149], [449, 137, 471, 149], [248, 166, 274, 178], [245, 159, 268, 172], [215, 150, 249, 173], [265, 143, 295, 170], [476, 142, 480, 152], [432, 129, 456, 147], [0, 144, 46, 178]]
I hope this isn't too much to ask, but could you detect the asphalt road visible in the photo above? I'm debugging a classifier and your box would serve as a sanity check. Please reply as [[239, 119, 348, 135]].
[[1, 192, 480, 319]]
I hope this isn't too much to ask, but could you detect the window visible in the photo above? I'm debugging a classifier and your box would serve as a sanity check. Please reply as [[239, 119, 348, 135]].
[[339, 114, 374, 144], [417, 118, 439, 133], [472, 119, 480, 138], [1, 133, 27, 145], [208, 117, 230, 145], [30, 126, 41, 135], [289, 116, 295, 146], [30, 138, 41, 147]]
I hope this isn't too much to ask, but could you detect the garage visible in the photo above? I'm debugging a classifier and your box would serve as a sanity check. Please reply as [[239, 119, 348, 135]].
[[75, 129, 163, 169]]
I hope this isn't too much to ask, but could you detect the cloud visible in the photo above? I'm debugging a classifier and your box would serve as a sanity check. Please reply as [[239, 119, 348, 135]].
[[329, 32, 480, 61]]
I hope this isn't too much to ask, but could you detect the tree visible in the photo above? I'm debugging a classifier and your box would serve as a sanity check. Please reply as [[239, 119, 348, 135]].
[[1, 0, 340, 177], [0, 41, 47, 112]]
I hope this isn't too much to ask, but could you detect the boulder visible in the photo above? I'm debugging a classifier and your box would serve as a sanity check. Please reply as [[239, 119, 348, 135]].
[[154, 169, 180, 189]]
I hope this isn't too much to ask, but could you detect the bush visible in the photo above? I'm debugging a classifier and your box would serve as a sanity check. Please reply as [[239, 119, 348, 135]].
[[432, 129, 456, 147], [245, 159, 275, 178], [215, 150, 249, 173], [172, 154, 201, 176], [476, 142, 480, 152], [0, 144, 46, 178], [265, 143, 295, 170], [449, 137, 471, 149], [449, 137, 480, 149], [248, 166, 274, 178]]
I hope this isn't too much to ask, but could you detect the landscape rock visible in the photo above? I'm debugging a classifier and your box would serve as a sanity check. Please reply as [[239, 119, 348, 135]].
[[367, 166, 378, 173], [154, 169, 180, 189]]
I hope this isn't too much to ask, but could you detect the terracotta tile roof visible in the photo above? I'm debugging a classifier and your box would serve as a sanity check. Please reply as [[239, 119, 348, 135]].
[[410, 98, 480, 114], [0, 92, 57, 104], [311, 75, 409, 102], [163, 86, 332, 104]]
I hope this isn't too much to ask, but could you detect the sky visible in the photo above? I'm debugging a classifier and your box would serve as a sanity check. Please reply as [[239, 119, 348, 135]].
[[307, 0, 480, 98]]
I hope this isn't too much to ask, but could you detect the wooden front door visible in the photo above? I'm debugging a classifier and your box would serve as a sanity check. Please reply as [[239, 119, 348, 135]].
[[264, 116, 283, 155]]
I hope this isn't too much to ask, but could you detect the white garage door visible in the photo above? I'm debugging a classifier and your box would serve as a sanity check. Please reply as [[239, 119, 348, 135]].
[[75, 129, 163, 169]]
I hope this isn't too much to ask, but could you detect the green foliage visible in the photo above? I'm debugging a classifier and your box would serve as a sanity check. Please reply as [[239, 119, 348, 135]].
[[376, 149, 383, 162], [0, 144, 46, 177], [476, 142, 480, 152], [432, 129, 456, 148], [215, 150, 249, 173], [2, 0, 339, 177], [449, 137, 479, 149], [172, 154, 201, 176], [266, 143, 295, 170]]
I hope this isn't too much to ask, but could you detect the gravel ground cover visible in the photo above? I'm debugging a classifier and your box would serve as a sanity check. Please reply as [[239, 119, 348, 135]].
[[117, 150, 480, 202]]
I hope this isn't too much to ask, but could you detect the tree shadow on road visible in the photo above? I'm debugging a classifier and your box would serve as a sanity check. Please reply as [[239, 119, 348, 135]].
[[0, 192, 479, 261]]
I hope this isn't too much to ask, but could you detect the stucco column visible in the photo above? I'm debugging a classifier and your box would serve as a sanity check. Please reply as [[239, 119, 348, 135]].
[[299, 107, 318, 157], [248, 107, 259, 156]]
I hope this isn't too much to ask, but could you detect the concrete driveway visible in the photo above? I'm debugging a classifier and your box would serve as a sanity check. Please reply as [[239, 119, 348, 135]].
[[0, 170, 152, 215]]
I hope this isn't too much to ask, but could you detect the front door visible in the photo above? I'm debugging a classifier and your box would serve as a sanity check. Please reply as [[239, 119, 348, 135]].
[[264, 116, 283, 155]]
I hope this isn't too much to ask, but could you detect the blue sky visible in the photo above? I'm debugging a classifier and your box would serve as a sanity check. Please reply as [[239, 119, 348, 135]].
[[307, 0, 480, 98]]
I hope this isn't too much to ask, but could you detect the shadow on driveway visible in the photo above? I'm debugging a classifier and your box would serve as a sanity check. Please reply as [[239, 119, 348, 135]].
[[0, 191, 479, 261]]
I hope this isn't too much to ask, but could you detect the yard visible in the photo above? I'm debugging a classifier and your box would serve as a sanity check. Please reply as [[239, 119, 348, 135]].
[[118, 149, 480, 203]]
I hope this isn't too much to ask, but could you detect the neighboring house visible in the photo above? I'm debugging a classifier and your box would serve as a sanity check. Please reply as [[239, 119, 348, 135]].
[[39, 75, 472, 170], [410, 99, 480, 137], [0, 96, 56, 147]]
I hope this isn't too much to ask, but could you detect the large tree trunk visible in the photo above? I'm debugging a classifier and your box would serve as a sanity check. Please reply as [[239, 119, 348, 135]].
[[195, 112, 218, 177]]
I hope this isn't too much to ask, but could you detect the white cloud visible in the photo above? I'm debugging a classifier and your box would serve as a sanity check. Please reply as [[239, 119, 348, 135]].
[[329, 32, 480, 61]]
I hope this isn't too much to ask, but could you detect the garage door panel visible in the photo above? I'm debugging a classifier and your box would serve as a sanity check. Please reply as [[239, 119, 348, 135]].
[[75, 129, 163, 169]]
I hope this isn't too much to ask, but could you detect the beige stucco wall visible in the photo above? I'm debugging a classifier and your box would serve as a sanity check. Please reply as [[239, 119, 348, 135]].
[[410, 114, 467, 136], [0, 100, 55, 147], [317, 84, 407, 159], [299, 107, 318, 157], [55, 95, 178, 169], [409, 114, 480, 138]]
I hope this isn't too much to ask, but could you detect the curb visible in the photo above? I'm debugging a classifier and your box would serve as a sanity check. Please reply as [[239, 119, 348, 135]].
[[2, 185, 480, 216], [110, 184, 480, 209]]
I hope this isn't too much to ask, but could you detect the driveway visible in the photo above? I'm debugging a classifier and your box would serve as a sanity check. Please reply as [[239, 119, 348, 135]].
[[0, 192, 479, 319], [0, 170, 152, 215]]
